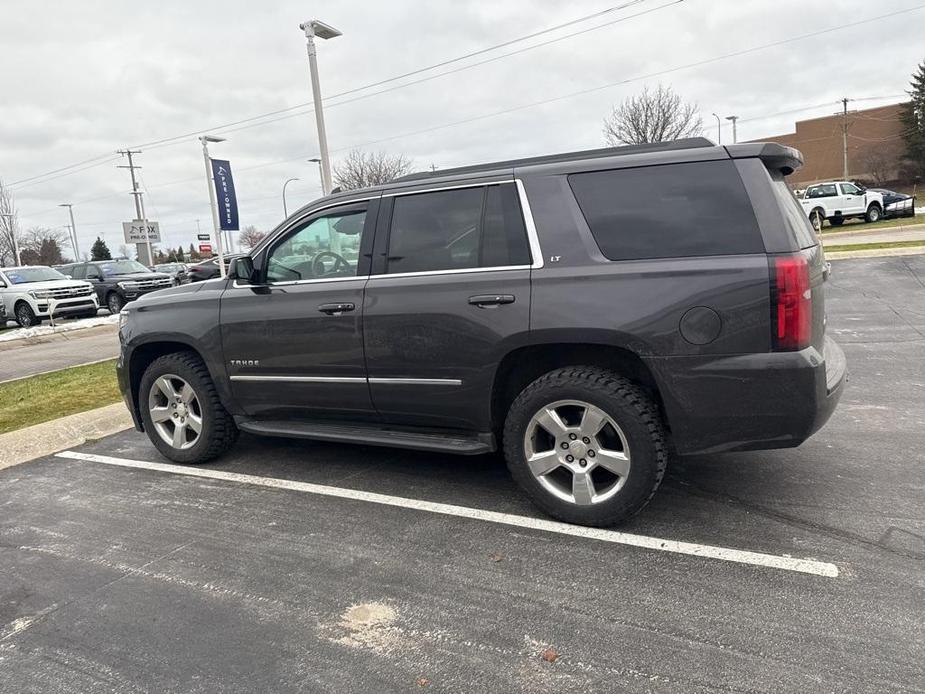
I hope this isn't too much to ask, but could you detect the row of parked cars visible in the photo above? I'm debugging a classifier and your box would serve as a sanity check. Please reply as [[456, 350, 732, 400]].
[[0, 256, 232, 327]]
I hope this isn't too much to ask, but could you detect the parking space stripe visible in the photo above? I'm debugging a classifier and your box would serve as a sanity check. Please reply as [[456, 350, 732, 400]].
[[55, 450, 840, 578]]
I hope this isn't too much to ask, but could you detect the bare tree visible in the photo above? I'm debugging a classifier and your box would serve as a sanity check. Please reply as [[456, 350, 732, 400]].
[[333, 150, 414, 191], [860, 142, 902, 186], [0, 179, 22, 266], [19, 226, 70, 265], [239, 225, 266, 250], [603, 85, 703, 146]]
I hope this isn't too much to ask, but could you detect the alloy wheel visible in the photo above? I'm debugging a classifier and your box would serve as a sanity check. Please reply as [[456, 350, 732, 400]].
[[523, 399, 631, 506], [148, 374, 203, 450]]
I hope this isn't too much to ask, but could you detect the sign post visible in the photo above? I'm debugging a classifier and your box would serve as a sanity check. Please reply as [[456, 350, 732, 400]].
[[200, 137, 227, 277]]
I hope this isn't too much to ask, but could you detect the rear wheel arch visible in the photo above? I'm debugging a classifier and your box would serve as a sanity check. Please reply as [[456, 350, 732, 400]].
[[490, 342, 667, 435]]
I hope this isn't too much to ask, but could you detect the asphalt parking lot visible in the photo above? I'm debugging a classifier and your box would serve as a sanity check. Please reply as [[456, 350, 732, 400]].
[[1, 256, 923, 693]]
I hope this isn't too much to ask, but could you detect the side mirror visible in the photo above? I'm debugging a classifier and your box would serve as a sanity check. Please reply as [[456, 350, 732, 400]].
[[229, 256, 255, 283]]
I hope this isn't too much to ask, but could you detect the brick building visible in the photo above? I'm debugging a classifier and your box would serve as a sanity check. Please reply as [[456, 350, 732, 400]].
[[751, 102, 908, 187]]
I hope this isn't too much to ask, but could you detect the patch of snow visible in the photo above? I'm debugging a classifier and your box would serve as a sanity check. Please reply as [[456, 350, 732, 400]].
[[0, 314, 118, 343]]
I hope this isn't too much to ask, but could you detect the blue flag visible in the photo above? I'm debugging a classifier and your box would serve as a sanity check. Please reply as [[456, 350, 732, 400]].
[[210, 159, 239, 231]]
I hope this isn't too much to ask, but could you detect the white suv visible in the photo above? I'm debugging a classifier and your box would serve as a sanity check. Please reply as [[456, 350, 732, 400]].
[[0, 265, 99, 327], [800, 181, 884, 231]]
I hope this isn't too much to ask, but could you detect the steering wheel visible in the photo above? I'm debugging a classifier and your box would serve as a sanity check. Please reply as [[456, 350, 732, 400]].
[[312, 251, 351, 277]]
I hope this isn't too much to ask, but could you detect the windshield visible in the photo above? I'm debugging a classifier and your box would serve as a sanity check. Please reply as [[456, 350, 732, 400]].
[[98, 260, 150, 275], [2, 267, 68, 284]]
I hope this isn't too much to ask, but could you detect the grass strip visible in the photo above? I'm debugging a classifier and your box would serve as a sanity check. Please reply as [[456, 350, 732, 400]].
[[0, 359, 120, 434]]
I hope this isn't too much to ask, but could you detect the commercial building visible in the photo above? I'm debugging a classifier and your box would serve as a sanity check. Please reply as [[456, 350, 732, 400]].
[[753, 102, 908, 187]]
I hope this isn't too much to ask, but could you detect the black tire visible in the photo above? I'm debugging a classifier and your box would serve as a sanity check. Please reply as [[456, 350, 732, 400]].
[[865, 203, 882, 223], [810, 208, 825, 232], [502, 366, 668, 527], [138, 351, 238, 464], [106, 292, 125, 314], [14, 302, 39, 328], [829, 217, 844, 227]]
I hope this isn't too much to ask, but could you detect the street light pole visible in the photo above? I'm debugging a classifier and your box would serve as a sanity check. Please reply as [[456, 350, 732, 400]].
[[725, 115, 739, 144], [0, 213, 19, 265], [283, 177, 300, 217], [308, 157, 323, 191], [58, 203, 80, 260], [711, 113, 722, 145], [200, 135, 227, 278], [299, 19, 341, 196]]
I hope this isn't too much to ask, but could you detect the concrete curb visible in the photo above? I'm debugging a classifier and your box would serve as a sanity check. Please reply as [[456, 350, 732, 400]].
[[0, 402, 134, 471], [0, 323, 118, 353], [826, 246, 925, 260]]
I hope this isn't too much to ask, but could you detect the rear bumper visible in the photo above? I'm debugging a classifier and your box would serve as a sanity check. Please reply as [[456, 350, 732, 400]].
[[645, 336, 847, 455]]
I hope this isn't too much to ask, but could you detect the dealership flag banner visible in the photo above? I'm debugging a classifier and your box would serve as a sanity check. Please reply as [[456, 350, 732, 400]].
[[210, 159, 239, 231]]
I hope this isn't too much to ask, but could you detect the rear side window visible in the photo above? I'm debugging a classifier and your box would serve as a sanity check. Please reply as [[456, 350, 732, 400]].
[[386, 184, 530, 274], [768, 171, 817, 249], [568, 160, 763, 261]]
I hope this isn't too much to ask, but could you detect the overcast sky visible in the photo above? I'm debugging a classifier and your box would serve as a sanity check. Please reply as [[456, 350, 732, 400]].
[[2, 0, 922, 257]]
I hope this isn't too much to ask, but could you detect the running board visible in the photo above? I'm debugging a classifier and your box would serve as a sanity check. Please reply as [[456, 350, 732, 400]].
[[235, 419, 495, 455]]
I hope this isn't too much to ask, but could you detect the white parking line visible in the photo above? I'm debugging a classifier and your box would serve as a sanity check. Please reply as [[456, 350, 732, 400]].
[[55, 450, 840, 578]]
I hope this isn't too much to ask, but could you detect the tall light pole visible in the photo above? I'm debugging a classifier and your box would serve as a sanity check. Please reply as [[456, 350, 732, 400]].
[[58, 203, 80, 260], [282, 177, 300, 217], [0, 213, 19, 266], [200, 135, 227, 278], [711, 113, 722, 145], [299, 19, 341, 196], [308, 157, 323, 191], [725, 115, 739, 144]]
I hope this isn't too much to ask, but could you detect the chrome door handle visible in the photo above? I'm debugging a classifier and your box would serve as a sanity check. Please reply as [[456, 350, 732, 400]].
[[468, 294, 515, 307], [317, 302, 355, 315]]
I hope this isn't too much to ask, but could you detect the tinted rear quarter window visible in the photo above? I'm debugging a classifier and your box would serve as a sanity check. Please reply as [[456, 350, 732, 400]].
[[568, 160, 764, 261], [768, 170, 817, 249]]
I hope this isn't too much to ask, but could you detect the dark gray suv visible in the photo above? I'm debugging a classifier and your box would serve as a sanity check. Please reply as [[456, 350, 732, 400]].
[[117, 138, 846, 526]]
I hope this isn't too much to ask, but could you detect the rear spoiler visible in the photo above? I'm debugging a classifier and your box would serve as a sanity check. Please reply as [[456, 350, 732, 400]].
[[725, 143, 803, 176]]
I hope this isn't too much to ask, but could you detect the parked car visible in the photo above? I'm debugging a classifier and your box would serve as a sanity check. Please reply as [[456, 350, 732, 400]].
[[67, 260, 173, 313], [187, 255, 240, 282], [154, 262, 189, 285], [0, 265, 99, 327], [869, 188, 916, 219], [800, 181, 885, 230], [117, 138, 845, 527]]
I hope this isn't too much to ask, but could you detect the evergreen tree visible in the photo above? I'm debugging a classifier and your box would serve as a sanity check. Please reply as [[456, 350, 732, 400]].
[[176, 246, 185, 262], [90, 236, 112, 260], [901, 60, 925, 180]]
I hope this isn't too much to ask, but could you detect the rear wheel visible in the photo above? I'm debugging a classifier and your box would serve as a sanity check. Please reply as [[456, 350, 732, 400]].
[[503, 366, 668, 526], [865, 204, 881, 223], [139, 352, 238, 464], [14, 302, 39, 328]]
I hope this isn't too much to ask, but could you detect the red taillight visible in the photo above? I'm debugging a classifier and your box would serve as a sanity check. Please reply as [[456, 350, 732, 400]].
[[771, 254, 812, 351]]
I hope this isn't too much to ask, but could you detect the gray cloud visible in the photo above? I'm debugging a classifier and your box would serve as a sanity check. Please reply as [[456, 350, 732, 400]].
[[2, 0, 921, 256]]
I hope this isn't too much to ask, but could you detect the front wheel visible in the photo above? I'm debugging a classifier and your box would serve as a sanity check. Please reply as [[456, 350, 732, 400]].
[[865, 204, 881, 223], [810, 209, 825, 232], [503, 367, 668, 526], [15, 302, 39, 328], [138, 351, 238, 464], [107, 292, 125, 314]]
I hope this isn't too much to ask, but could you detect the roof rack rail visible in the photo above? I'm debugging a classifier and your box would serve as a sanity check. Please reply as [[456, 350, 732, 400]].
[[394, 137, 716, 182]]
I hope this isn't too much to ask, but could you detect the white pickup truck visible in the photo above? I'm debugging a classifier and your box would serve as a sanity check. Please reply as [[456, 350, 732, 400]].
[[800, 181, 884, 231]]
